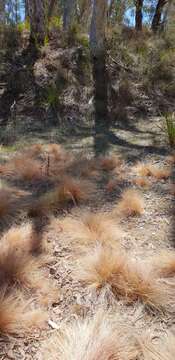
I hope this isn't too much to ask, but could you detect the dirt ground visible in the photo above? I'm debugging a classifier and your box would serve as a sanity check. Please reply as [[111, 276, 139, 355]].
[[0, 114, 174, 359]]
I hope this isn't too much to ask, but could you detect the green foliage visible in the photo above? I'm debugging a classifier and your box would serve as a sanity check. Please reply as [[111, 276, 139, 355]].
[[49, 16, 62, 31], [17, 20, 30, 33], [43, 85, 60, 109], [164, 113, 175, 148]]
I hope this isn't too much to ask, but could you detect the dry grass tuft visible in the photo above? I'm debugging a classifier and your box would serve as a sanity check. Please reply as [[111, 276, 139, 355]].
[[33, 177, 96, 214], [170, 183, 175, 195], [133, 177, 150, 188], [166, 154, 175, 165], [58, 211, 122, 251], [151, 251, 175, 278], [0, 289, 47, 335], [100, 155, 124, 172], [133, 162, 171, 180], [76, 245, 175, 311], [0, 235, 48, 290], [132, 162, 153, 177], [41, 310, 141, 360], [106, 179, 118, 192], [24, 144, 43, 158], [0, 187, 16, 218], [149, 166, 171, 180], [114, 189, 144, 217], [2, 156, 43, 181]]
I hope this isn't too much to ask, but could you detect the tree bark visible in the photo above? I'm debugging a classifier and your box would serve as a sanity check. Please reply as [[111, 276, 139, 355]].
[[27, 0, 47, 46], [90, 0, 109, 154], [0, 0, 6, 24], [151, 0, 167, 32], [135, 0, 143, 31], [63, 0, 76, 31], [48, 0, 56, 20]]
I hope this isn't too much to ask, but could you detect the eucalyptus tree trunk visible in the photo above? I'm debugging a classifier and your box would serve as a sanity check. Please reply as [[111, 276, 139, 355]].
[[63, 0, 76, 31], [0, 0, 6, 24], [48, 0, 56, 20], [161, 0, 174, 30], [151, 0, 167, 32], [135, 0, 143, 31], [27, 0, 47, 45], [90, 0, 108, 120], [90, 0, 108, 154]]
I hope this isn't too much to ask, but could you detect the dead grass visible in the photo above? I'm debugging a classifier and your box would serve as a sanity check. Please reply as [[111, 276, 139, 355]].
[[106, 179, 118, 192], [133, 162, 171, 180], [0, 187, 16, 219], [76, 245, 175, 311], [113, 188, 144, 217], [133, 177, 150, 188], [41, 310, 141, 360], [100, 155, 124, 171], [57, 211, 123, 251], [1, 155, 44, 181], [0, 234, 49, 290], [151, 251, 175, 278], [0, 288, 47, 335], [32, 177, 96, 215]]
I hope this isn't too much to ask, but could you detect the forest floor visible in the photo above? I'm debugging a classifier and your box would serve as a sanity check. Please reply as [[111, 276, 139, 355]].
[[0, 113, 174, 359]]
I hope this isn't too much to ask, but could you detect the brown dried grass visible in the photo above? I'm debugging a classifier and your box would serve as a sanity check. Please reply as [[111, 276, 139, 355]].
[[100, 155, 124, 172], [114, 189, 144, 217], [0, 288, 47, 335], [76, 245, 175, 312], [58, 211, 123, 251], [41, 310, 141, 360]]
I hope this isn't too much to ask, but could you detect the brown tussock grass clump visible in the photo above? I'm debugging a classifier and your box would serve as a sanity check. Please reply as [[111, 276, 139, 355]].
[[0, 237, 48, 290], [1, 223, 35, 254], [0, 187, 16, 218], [100, 154, 124, 172], [106, 179, 118, 192], [46, 143, 67, 162], [34, 177, 96, 213], [149, 166, 171, 180], [0, 289, 47, 335], [114, 189, 144, 217], [151, 251, 175, 278], [132, 177, 150, 188], [133, 162, 171, 180], [132, 162, 153, 177], [166, 154, 175, 165], [76, 245, 175, 311], [41, 310, 141, 360], [24, 143, 43, 158], [58, 212, 123, 251], [2, 156, 43, 181]]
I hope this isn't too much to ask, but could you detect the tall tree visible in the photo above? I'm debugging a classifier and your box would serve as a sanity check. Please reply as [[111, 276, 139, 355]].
[[63, 0, 76, 31], [0, 0, 6, 24], [90, 0, 108, 154], [48, 0, 56, 20], [27, 0, 47, 45], [135, 0, 143, 31], [151, 0, 167, 32]]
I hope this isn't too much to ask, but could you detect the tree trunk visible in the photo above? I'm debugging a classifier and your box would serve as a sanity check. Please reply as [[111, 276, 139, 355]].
[[48, 0, 56, 20], [63, 0, 76, 31], [135, 0, 143, 31], [151, 0, 167, 32], [90, 0, 109, 155], [161, 0, 173, 30], [27, 0, 47, 46], [0, 0, 6, 24]]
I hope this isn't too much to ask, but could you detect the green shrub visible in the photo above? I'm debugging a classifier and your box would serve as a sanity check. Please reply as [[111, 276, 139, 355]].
[[164, 113, 175, 148]]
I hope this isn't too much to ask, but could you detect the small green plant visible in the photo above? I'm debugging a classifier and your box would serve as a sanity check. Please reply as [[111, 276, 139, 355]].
[[17, 19, 30, 33], [49, 16, 62, 31], [165, 113, 175, 148]]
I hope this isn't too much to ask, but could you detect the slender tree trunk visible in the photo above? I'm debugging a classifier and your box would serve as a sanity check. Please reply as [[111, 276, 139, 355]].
[[48, 0, 56, 20], [27, 0, 47, 46], [0, 0, 6, 24], [151, 0, 167, 32], [90, 0, 109, 155], [135, 0, 143, 31], [161, 0, 173, 30], [25, 0, 29, 19], [63, 0, 76, 31]]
